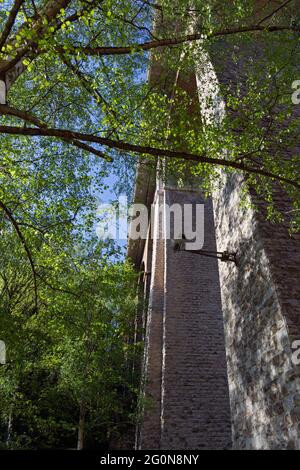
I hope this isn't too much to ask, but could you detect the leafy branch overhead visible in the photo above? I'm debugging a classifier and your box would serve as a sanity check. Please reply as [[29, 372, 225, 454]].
[[0, 123, 298, 188], [0, 0, 297, 308], [0, 0, 299, 188]]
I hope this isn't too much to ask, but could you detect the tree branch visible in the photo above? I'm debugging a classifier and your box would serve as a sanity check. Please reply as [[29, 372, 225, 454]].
[[0, 104, 112, 160], [56, 24, 300, 58], [0, 0, 73, 76], [137, 0, 162, 11], [0, 0, 25, 51], [0, 199, 38, 310], [58, 52, 119, 122], [68, 139, 112, 161], [55, 0, 101, 31], [257, 0, 293, 26], [0, 103, 47, 127], [0, 124, 298, 188], [1, 10, 299, 77], [36, 272, 79, 298], [2, 20, 299, 78]]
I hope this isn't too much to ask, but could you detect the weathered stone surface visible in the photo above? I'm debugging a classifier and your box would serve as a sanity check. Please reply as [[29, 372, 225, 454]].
[[194, 17, 300, 449], [210, 127, 300, 450], [137, 187, 232, 450]]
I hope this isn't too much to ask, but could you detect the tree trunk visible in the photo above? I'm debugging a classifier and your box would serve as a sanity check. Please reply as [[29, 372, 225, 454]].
[[6, 405, 13, 447], [77, 402, 85, 450]]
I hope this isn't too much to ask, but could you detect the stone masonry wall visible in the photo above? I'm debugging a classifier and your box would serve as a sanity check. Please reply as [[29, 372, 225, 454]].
[[194, 22, 300, 448], [161, 188, 232, 449], [214, 174, 300, 449], [138, 186, 232, 449], [138, 188, 165, 449]]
